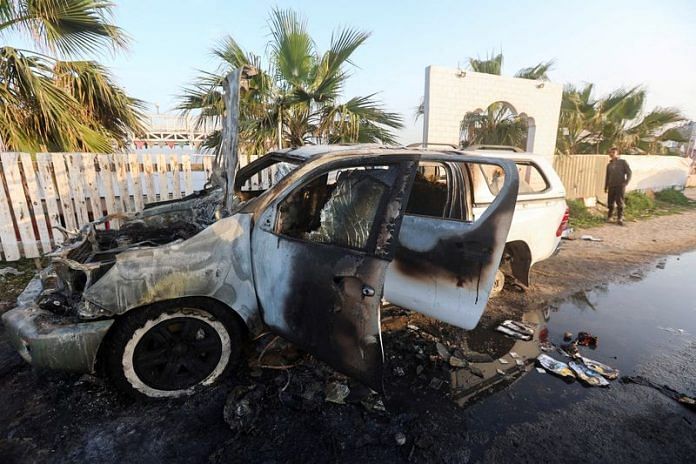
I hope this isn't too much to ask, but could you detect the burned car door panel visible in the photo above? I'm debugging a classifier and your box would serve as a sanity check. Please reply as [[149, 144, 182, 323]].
[[251, 161, 417, 390], [384, 158, 519, 330]]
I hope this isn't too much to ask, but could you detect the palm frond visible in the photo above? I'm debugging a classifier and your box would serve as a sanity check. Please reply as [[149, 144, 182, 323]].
[[514, 60, 555, 80]]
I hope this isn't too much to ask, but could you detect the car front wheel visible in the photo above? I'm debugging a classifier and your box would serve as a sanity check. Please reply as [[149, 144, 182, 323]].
[[102, 300, 243, 398]]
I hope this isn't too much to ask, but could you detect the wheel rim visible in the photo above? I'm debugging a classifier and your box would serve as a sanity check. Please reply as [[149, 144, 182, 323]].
[[132, 316, 223, 391]]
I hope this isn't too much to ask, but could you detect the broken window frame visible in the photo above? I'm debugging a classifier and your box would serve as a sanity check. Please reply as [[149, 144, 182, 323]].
[[271, 161, 411, 256]]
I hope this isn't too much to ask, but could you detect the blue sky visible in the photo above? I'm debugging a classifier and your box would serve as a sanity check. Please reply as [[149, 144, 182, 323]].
[[100, 0, 695, 142]]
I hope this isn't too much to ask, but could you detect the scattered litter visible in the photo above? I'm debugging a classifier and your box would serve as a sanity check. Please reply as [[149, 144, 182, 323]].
[[449, 356, 467, 368], [407, 324, 420, 331], [580, 234, 603, 242], [509, 351, 519, 359], [223, 385, 265, 431], [559, 342, 579, 358], [515, 359, 524, 366], [536, 367, 546, 374], [325, 382, 350, 404], [621, 376, 695, 411], [0, 267, 24, 278], [540, 341, 556, 352], [536, 354, 575, 379], [563, 331, 573, 341], [469, 367, 484, 378], [435, 342, 451, 361], [568, 361, 609, 387], [495, 320, 535, 340], [394, 432, 407, 446], [561, 227, 574, 239], [658, 326, 686, 335], [576, 331, 598, 347], [498, 358, 510, 364], [461, 351, 494, 363], [496, 369, 505, 376], [393, 366, 405, 377], [429, 378, 444, 390], [579, 356, 619, 380]]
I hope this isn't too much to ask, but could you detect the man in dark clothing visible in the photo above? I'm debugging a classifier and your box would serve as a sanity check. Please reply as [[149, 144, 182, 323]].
[[604, 147, 632, 225]]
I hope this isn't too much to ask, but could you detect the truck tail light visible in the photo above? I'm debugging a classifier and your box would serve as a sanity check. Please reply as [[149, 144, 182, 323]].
[[556, 206, 570, 237]]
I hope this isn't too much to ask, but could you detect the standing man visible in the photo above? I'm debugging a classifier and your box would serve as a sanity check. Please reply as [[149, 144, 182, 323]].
[[604, 147, 632, 225]]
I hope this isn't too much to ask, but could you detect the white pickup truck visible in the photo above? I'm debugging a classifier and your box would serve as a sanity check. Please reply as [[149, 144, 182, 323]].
[[463, 145, 568, 294]]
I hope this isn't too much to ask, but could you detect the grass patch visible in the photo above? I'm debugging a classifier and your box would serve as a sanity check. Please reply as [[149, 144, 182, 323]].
[[567, 199, 605, 228], [654, 188, 691, 206]]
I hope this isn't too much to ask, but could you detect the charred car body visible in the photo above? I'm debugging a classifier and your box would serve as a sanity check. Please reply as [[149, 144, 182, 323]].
[[3, 145, 519, 397]]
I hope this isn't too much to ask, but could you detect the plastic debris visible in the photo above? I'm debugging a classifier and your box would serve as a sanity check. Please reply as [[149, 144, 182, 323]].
[[658, 326, 686, 335], [0, 267, 23, 278], [496, 369, 505, 376], [536, 367, 546, 374], [580, 234, 603, 242], [515, 359, 524, 366], [568, 361, 610, 387], [499, 358, 510, 364], [495, 320, 535, 340], [449, 356, 467, 368], [395, 432, 407, 446], [540, 341, 556, 352], [577, 331, 598, 347], [563, 331, 573, 341], [509, 351, 519, 359], [559, 342, 579, 358], [536, 354, 575, 379], [579, 356, 619, 380], [325, 382, 350, 404]]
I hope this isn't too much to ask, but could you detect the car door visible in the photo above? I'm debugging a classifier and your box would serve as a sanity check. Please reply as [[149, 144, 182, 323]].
[[250, 158, 417, 390], [384, 156, 519, 330]]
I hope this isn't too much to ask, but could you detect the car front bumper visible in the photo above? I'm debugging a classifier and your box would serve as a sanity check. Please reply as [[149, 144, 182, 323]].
[[1, 279, 114, 373]]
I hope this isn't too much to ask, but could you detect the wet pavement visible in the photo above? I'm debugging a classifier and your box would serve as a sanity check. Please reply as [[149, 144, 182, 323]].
[[0, 252, 695, 463], [458, 251, 696, 462]]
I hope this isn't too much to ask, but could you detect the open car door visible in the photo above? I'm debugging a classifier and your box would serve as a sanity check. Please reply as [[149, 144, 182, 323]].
[[384, 155, 519, 330], [250, 158, 417, 390]]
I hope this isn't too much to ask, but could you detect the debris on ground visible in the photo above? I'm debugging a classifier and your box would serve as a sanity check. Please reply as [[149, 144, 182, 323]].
[[621, 376, 696, 411], [495, 320, 535, 340], [448, 356, 467, 368], [568, 361, 610, 387], [325, 381, 350, 404], [579, 356, 620, 380], [539, 340, 556, 352], [394, 432, 407, 446], [435, 342, 451, 361], [580, 234, 603, 242], [576, 331, 598, 348], [658, 326, 687, 335], [563, 331, 573, 341], [223, 385, 265, 432], [536, 354, 575, 379], [0, 267, 24, 278]]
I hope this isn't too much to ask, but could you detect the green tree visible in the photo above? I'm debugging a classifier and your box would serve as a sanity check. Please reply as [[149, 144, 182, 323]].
[[460, 102, 528, 149], [468, 51, 555, 81], [178, 8, 403, 155], [0, 0, 144, 152], [556, 84, 686, 155]]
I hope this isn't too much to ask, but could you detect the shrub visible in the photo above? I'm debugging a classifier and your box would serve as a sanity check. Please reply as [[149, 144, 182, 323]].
[[625, 191, 655, 216], [567, 199, 604, 228], [654, 188, 690, 206]]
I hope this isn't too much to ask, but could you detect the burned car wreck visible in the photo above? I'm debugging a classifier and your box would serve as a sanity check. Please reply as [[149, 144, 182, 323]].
[[3, 145, 519, 398]]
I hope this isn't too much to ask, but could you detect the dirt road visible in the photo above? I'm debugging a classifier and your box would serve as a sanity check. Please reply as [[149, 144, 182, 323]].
[[0, 201, 695, 463]]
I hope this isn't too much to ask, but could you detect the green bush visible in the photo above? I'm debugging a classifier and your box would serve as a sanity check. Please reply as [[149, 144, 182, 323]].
[[625, 191, 655, 216], [567, 199, 604, 228], [654, 188, 690, 206]]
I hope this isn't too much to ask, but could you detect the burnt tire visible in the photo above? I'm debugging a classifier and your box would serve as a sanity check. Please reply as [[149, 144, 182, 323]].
[[102, 299, 243, 398]]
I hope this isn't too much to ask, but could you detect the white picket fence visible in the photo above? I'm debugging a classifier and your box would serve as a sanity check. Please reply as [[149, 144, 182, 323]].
[[0, 152, 222, 262]]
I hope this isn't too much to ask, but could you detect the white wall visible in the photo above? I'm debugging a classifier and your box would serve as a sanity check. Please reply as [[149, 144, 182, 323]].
[[422, 66, 563, 157], [622, 155, 692, 192]]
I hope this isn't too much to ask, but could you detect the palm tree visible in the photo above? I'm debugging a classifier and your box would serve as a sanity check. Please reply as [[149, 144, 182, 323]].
[[178, 8, 402, 155], [556, 84, 686, 154], [460, 102, 528, 149], [0, 0, 144, 152], [468, 51, 555, 81]]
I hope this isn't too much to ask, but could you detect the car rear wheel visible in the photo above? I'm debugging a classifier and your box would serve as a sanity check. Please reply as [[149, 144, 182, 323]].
[[103, 300, 243, 398]]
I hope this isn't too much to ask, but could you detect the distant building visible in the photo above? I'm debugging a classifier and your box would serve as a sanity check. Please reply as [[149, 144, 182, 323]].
[[132, 113, 219, 150]]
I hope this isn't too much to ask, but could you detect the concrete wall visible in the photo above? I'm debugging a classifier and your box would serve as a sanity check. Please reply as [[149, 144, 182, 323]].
[[422, 66, 563, 158]]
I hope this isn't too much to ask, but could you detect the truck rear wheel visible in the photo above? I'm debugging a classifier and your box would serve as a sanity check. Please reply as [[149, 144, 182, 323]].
[[102, 300, 243, 398]]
